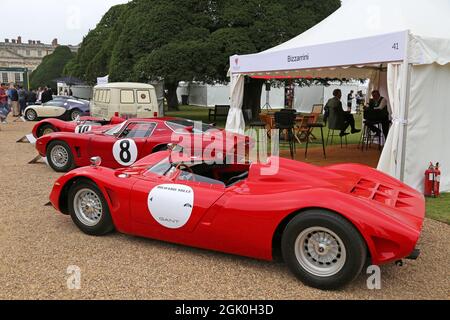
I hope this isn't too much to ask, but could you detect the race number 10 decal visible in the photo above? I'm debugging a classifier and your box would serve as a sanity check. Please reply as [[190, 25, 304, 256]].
[[113, 139, 138, 166], [75, 125, 92, 134], [148, 184, 194, 229]]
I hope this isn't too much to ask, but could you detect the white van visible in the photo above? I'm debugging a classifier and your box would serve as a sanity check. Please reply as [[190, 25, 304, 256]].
[[91, 82, 159, 119]]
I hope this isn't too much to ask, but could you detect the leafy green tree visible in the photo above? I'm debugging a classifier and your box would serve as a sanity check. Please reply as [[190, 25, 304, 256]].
[[64, 0, 341, 110], [30, 46, 75, 90]]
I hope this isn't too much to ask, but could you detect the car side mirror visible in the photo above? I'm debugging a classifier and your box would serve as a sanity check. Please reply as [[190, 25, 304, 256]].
[[90, 156, 102, 167]]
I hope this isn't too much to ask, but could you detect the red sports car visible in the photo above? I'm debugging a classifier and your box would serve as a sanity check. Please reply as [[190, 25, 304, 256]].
[[49, 151, 425, 290], [32, 116, 126, 138], [36, 118, 249, 173]]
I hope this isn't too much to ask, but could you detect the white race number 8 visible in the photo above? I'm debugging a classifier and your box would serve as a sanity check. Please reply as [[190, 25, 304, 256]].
[[113, 139, 138, 166]]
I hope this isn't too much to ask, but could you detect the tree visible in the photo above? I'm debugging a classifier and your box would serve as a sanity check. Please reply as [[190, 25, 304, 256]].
[[64, 0, 342, 111], [30, 46, 75, 90]]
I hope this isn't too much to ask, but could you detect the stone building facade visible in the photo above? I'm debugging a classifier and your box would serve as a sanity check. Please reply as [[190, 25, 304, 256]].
[[0, 36, 78, 85]]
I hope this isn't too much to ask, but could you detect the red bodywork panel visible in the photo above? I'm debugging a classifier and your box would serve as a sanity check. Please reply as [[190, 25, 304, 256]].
[[31, 116, 126, 138], [49, 154, 425, 265]]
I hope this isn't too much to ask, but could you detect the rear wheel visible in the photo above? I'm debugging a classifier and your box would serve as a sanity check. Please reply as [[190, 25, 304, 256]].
[[38, 124, 56, 137], [68, 179, 114, 236], [46, 141, 75, 172], [69, 109, 82, 121], [281, 210, 367, 290], [25, 109, 38, 121]]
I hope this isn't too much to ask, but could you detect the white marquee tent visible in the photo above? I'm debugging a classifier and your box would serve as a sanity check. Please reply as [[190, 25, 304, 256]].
[[226, 0, 450, 192]]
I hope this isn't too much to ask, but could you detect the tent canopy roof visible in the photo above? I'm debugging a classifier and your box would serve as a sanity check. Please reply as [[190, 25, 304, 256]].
[[230, 0, 450, 78]]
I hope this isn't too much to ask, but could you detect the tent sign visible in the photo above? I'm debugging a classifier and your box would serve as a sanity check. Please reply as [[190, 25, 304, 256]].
[[231, 31, 408, 74]]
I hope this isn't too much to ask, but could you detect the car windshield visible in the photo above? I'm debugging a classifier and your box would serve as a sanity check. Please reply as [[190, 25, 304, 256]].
[[104, 122, 127, 136], [166, 120, 215, 134], [118, 122, 156, 139], [145, 156, 250, 187]]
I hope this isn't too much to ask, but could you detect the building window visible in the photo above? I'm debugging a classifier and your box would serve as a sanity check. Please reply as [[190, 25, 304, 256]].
[[2, 73, 8, 83], [38, 50, 42, 56], [26, 50, 31, 56], [14, 73, 21, 83]]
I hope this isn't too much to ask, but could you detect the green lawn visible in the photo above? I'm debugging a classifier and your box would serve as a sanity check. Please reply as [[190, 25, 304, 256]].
[[167, 105, 449, 225], [426, 193, 450, 224], [166, 105, 364, 148]]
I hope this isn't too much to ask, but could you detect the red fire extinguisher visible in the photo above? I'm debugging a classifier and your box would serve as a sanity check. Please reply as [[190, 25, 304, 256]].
[[424, 162, 441, 198]]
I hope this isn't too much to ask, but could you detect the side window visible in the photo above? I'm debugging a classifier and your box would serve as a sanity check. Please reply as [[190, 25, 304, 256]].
[[119, 122, 156, 139], [121, 90, 135, 104], [137, 90, 151, 104], [104, 90, 111, 103], [94, 90, 100, 102], [99, 90, 105, 103]]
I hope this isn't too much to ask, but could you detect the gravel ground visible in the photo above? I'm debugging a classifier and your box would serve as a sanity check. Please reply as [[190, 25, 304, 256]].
[[0, 119, 449, 300]]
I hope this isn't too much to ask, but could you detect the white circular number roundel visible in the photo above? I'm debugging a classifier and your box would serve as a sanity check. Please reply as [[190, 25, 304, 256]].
[[75, 125, 92, 134], [113, 139, 138, 166], [148, 184, 194, 229]]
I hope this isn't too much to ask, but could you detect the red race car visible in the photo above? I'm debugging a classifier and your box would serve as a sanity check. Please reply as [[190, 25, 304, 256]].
[[31, 116, 126, 138], [36, 118, 249, 173], [49, 151, 425, 290]]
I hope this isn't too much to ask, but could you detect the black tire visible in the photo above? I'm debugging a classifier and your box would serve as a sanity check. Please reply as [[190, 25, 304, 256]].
[[68, 179, 114, 236], [281, 210, 367, 290], [46, 140, 75, 172], [69, 109, 82, 121], [25, 109, 38, 121], [37, 123, 56, 137]]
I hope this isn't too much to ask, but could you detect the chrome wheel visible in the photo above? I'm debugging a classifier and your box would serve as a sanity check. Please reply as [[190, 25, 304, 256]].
[[73, 188, 103, 227], [26, 109, 37, 121], [71, 110, 81, 121], [50, 145, 69, 168], [295, 227, 347, 277]]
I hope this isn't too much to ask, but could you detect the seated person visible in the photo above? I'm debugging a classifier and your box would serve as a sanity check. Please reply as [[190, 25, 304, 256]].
[[364, 90, 391, 140], [324, 89, 361, 137]]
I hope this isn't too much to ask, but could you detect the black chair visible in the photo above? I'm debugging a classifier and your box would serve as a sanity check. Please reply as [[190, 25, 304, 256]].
[[305, 123, 327, 159], [274, 111, 296, 159]]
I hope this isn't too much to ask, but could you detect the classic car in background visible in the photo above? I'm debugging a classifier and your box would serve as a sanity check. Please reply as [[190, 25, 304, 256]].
[[24, 97, 90, 122]]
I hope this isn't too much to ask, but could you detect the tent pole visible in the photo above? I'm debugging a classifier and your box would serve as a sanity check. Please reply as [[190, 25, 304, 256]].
[[399, 64, 412, 182], [397, 32, 412, 182]]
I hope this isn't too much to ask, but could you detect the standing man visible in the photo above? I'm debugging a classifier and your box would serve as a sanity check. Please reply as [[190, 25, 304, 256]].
[[0, 83, 9, 123], [347, 90, 354, 112], [18, 85, 27, 116], [324, 89, 361, 137], [9, 84, 20, 117]]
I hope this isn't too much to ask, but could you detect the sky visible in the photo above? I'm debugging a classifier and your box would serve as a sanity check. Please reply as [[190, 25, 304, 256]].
[[2, 0, 347, 46], [2, 0, 131, 45]]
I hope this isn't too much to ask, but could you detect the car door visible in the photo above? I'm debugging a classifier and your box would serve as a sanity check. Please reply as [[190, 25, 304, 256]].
[[130, 166, 225, 236], [39, 101, 66, 117], [88, 121, 156, 168]]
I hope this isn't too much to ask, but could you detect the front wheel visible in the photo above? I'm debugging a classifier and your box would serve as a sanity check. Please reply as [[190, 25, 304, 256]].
[[38, 123, 56, 137], [68, 179, 114, 236], [281, 210, 367, 290], [46, 141, 75, 172]]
